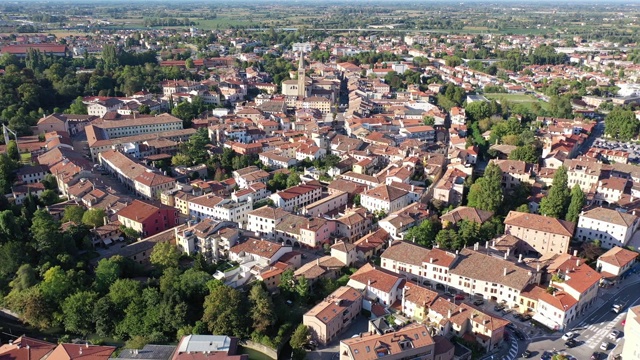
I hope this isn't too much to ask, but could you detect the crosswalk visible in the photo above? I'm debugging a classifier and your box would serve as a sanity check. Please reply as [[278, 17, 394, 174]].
[[501, 334, 519, 360], [577, 313, 625, 349]]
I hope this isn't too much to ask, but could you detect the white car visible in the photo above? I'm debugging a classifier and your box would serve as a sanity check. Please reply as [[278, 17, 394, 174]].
[[562, 331, 576, 341], [600, 341, 610, 351], [608, 330, 620, 340]]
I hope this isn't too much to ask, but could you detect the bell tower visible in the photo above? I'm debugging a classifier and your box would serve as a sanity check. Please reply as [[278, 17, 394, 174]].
[[297, 50, 306, 98]]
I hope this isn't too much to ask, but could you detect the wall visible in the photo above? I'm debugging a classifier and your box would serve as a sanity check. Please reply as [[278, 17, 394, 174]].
[[240, 340, 278, 360]]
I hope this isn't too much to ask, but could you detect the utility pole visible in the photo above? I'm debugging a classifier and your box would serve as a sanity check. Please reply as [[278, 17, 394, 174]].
[[3, 124, 18, 153]]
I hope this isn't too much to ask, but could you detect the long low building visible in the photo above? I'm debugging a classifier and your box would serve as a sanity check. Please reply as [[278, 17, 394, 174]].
[[303, 286, 363, 345]]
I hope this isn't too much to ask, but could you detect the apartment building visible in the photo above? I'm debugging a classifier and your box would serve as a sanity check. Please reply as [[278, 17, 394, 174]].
[[433, 168, 466, 206], [187, 194, 252, 228], [175, 219, 239, 262], [117, 200, 178, 237], [379, 203, 431, 240], [360, 184, 411, 213], [333, 207, 374, 242], [339, 324, 436, 360], [134, 171, 176, 200], [347, 263, 404, 306], [576, 207, 640, 249], [621, 306, 640, 360], [504, 211, 575, 256], [270, 184, 322, 212], [275, 214, 336, 248], [302, 191, 348, 217], [88, 126, 195, 161], [490, 159, 535, 190], [246, 206, 290, 240], [564, 159, 604, 193], [303, 286, 363, 345], [232, 166, 270, 189], [594, 177, 628, 205], [399, 125, 435, 142]]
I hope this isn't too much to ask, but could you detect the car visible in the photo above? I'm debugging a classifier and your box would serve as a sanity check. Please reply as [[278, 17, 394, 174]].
[[565, 339, 578, 348], [608, 330, 620, 340], [591, 352, 602, 360], [454, 294, 464, 300], [473, 299, 484, 306], [522, 349, 531, 358], [513, 330, 525, 341], [561, 331, 577, 341], [513, 313, 523, 321], [494, 304, 505, 311], [600, 342, 610, 351], [521, 314, 532, 321], [444, 291, 454, 298]]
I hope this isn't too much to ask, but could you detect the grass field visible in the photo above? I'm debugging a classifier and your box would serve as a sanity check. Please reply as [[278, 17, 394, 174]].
[[484, 93, 549, 110]]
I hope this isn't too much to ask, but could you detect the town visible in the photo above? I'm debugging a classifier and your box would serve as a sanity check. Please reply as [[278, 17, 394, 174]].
[[1, 2, 640, 360]]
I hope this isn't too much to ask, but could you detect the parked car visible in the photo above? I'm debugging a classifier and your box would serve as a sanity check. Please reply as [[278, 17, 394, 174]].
[[562, 331, 577, 341], [608, 330, 620, 340], [521, 314, 532, 321], [473, 299, 484, 306], [600, 342, 610, 351], [565, 339, 578, 348], [591, 352, 602, 360], [454, 294, 465, 300], [522, 349, 531, 358], [494, 304, 505, 311]]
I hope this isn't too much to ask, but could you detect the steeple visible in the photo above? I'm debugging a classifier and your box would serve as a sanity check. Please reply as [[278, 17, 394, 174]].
[[297, 50, 306, 98]]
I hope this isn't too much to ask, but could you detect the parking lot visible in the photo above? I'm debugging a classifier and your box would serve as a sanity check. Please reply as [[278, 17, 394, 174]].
[[592, 138, 640, 163]]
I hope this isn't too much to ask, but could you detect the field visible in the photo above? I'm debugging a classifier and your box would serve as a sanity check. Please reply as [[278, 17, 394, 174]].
[[483, 93, 550, 110]]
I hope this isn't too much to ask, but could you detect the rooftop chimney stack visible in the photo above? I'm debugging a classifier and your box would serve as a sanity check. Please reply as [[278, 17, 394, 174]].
[[518, 254, 523, 263], [504, 267, 508, 276]]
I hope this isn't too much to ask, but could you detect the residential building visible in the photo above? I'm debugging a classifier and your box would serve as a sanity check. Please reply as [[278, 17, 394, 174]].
[[347, 263, 404, 306], [0, 336, 56, 360], [275, 214, 336, 248], [548, 260, 602, 328], [564, 159, 603, 193], [621, 306, 640, 360], [303, 286, 363, 345], [117, 200, 179, 237], [399, 125, 435, 142], [378, 203, 431, 240], [491, 159, 535, 190], [172, 335, 248, 360], [360, 184, 410, 214], [302, 191, 348, 217], [433, 168, 466, 206], [576, 207, 640, 249], [47, 344, 115, 360], [134, 171, 176, 200], [175, 219, 239, 262], [333, 207, 374, 242], [187, 194, 252, 227], [117, 345, 176, 360], [440, 207, 494, 227], [16, 165, 48, 184], [270, 183, 323, 212], [596, 246, 638, 281], [504, 211, 575, 256], [246, 206, 290, 240], [232, 166, 270, 189], [339, 324, 436, 360]]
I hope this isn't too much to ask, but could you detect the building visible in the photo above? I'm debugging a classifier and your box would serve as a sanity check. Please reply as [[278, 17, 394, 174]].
[[175, 219, 239, 262], [504, 211, 575, 256], [596, 246, 638, 281], [440, 206, 494, 227], [246, 206, 290, 240], [117, 345, 176, 360], [303, 286, 363, 345], [433, 168, 466, 206], [347, 263, 404, 306], [576, 207, 640, 249], [275, 214, 336, 248], [564, 159, 603, 193], [47, 343, 115, 360], [0, 336, 56, 360], [232, 166, 270, 189], [491, 159, 535, 190], [117, 200, 179, 237], [339, 324, 436, 360], [187, 194, 252, 227], [621, 306, 640, 360], [360, 184, 410, 214], [1, 44, 70, 57], [301, 191, 348, 217], [378, 203, 431, 240], [270, 183, 323, 212], [172, 335, 248, 360]]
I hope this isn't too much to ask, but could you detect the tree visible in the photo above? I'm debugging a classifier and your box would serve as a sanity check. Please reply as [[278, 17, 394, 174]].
[[295, 276, 311, 302], [82, 208, 106, 228], [548, 95, 573, 119], [405, 219, 440, 248], [467, 163, 503, 212], [248, 283, 276, 333], [202, 284, 248, 338], [150, 242, 181, 269], [185, 58, 195, 69], [539, 166, 570, 218], [66, 96, 88, 115], [108, 278, 142, 312], [287, 171, 301, 188], [40, 189, 61, 205], [10, 264, 37, 291], [465, 101, 490, 122], [290, 323, 310, 350], [6, 140, 19, 161], [423, 116, 435, 126], [509, 145, 540, 163], [605, 107, 639, 141], [62, 291, 98, 335], [30, 209, 62, 256], [94, 257, 122, 293], [62, 206, 86, 224], [565, 185, 585, 223], [279, 268, 295, 294]]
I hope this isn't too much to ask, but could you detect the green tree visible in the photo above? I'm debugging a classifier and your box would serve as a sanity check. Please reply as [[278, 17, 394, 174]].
[[508, 145, 540, 163], [62, 291, 98, 335], [30, 209, 62, 256], [82, 208, 106, 228], [10, 264, 37, 291], [605, 107, 639, 141], [202, 284, 248, 338], [248, 283, 276, 333], [287, 171, 301, 188], [108, 278, 142, 312], [279, 268, 295, 294], [94, 257, 122, 293], [295, 276, 311, 302], [405, 219, 440, 248], [467, 163, 503, 212], [6, 140, 19, 161], [62, 206, 86, 224], [548, 95, 573, 119], [565, 185, 585, 223], [290, 323, 310, 350], [539, 166, 571, 218], [40, 189, 60, 205], [465, 101, 490, 122], [150, 242, 181, 269], [66, 96, 88, 115]]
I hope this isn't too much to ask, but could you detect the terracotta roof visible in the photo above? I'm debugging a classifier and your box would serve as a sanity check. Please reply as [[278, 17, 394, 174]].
[[229, 238, 285, 261], [116, 200, 168, 222], [0, 336, 56, 360], [581, 207, 638, 227], [134, 172, 175, 187], [305, 286, 363, 324], [381, 241, 430, 267], [505, 211, 575, 237], [440, 206, 494, 224], [340, 324, 434, 360], [363, 184, 408, 202], [349, 263, 402, 293], [450, 248, 533, 291], [47, 344, 115, 360], [248, 205, 290, 220], [274, 184, 320, 201], [402, 281, 439, 307], [538, 290, 578, 311], [560, 263, 602, 294], [598, 246, 638, 267]]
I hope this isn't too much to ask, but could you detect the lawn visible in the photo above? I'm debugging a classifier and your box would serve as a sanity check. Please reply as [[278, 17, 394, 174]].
[[483, 93, 549, 111]]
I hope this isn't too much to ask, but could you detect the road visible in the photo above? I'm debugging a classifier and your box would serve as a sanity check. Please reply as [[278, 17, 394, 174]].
[[523, 276, 640, 360]]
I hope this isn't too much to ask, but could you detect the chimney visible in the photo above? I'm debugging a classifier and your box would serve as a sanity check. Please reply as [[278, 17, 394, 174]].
[[576, 258, 580, 267], [536, 263, 541, 272], [430, 257, 433, 263], [317, 258, 320, 266], [485, 241, 489, 249], [518, 254, 523, 263], [503, 267, 508, 276], [474, 242, 479, 251], [367, 279, 371, 287], [492, 240, 496, 247], [573, 249, 578, 257], [447, 309, 452, 319]]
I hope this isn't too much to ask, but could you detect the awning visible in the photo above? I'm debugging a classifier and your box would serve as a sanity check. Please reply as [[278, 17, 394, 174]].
[[103, 238, 113, 245], [532, 313, 561, 331]]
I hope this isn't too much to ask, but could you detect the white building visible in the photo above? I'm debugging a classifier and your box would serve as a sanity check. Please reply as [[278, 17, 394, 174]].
[[360, 184, 410, 214], [246, 206, 290, 240], [576, 207, 640, 249], [270, 184, 322, 212]]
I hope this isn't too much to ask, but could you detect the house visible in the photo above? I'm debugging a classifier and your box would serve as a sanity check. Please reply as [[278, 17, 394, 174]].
[[117, 200, 178, 237], [347, 263, 404, 307], [333, 207, 374, 242], [172, 335, 247, 360], [301, 191, 348, 217], [504, 211, 575, 256], [621, 306, 640, 360], [228, 238, 292, 267], [294, 256, 345, 284], [117, 345, 176, 360], [246, 206, 290, 240], [37, 114, 69, 134], [134, 171, 176, 200], [331, 241, 358, 267], [548, 260, 602, 328], [232, 166, 270, 189], [398, 281, 440, 321], [275, 214, 336, 248], [339, 324, 437, 360], [564, 159, 603, 193], [94, 226, 183, 267], [440, 206, 494, 227], [490, 159, 535, 190], [270, 183, 322, 212], [47, 343, 115, 360], [360, 184, 410, 214], [433, 168, 466, 206], [378, 203, 431, 240], [597, 246, 638, 281], [16, 164, 48, 184], [576, 207, 640, 249], [303, 286, 363, 345], [0, 336, 56, 360], [354, 229, 390, 263], [399, 125, 435, 142], [187, 194, 252, 227]]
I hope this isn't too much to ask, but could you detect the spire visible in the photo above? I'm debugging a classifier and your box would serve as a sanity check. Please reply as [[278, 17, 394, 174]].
[[297, 50, 306, 98]]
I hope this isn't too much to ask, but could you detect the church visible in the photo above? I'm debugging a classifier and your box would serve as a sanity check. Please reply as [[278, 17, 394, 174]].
[[281, 51, 340, 114]]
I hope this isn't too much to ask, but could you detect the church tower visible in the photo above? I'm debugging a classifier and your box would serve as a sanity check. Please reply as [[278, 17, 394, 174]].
[[297, 50, 306, 98]]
